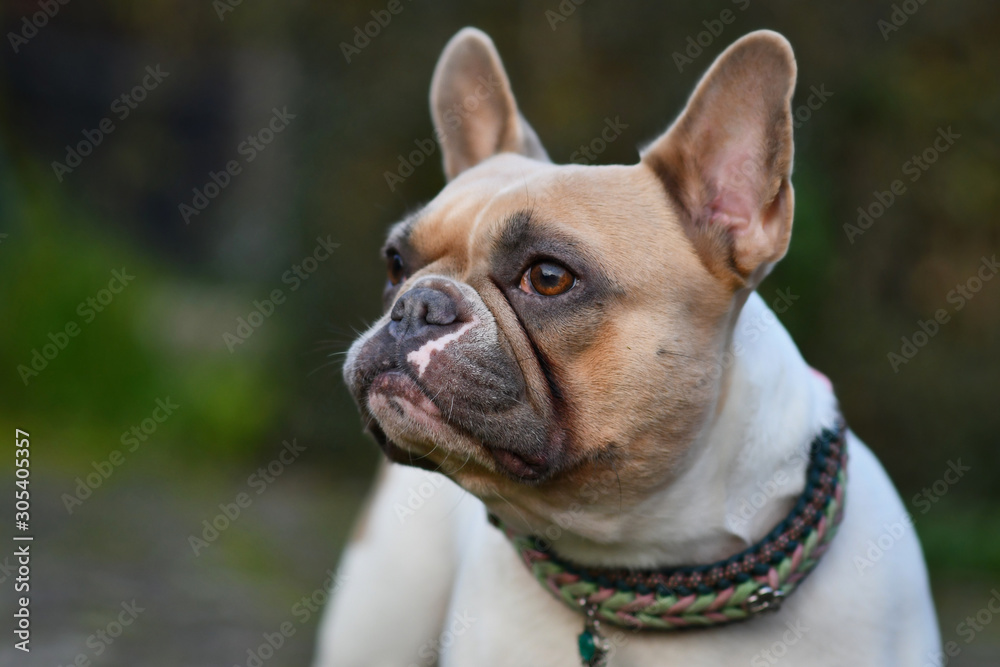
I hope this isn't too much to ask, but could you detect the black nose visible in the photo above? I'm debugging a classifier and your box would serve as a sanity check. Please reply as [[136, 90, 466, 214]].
[[388, 286, 460, 340]]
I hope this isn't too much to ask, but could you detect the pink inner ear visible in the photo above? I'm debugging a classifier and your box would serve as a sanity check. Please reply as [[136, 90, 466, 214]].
[[705, 189, 755, 236], [701, 144, 762, 235]]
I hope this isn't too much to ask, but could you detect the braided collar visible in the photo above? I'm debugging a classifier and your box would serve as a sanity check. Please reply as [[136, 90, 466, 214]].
[[488, 418, 848, 666]]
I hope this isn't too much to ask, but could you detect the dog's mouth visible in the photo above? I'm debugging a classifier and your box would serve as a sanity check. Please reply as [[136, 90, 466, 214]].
[[361, 371, 441, 472], [368, 371, 441, 424], [360, 367, 558, 483], [345, 274, 571, 485]]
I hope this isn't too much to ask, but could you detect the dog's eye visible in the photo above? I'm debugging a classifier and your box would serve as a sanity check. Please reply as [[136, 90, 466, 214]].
[[520, 261, 575, 296], [386, 252, 405, 286]]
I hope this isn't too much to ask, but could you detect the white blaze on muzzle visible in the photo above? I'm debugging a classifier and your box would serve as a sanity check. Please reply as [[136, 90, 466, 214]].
[[406, 317, 478, 376]]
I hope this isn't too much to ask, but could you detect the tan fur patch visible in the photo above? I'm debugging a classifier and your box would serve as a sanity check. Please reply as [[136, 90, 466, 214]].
[[385, 154, 736, 523]]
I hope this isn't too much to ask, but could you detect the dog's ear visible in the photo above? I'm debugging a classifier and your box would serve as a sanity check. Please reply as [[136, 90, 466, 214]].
[[642, 30, 797, 288], [430, 27, 549, 181]]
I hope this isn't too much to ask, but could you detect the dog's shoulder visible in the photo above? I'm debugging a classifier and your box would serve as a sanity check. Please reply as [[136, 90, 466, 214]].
[[313, 463, 475, 666]]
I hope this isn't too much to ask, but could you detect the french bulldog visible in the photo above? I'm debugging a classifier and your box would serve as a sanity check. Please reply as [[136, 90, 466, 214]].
[[316, 27, 940, 667]]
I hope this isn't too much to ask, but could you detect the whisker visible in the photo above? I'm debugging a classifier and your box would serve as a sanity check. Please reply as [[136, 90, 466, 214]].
[[306, 359, 343, 377], [445, 488, 472, 519], [432, 447, 454, 472], [413, 440, 440, 461], [494, 489, 537, 535], [656, 349, 707, 363], [447, 452, 474, 475]]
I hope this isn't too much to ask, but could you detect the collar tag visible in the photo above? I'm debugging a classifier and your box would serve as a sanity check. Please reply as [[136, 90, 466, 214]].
[[578, 599, 610, 667], [743, 585, 785, 614]]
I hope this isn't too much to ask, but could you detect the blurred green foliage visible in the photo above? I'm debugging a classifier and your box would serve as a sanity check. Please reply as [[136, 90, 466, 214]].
[[0, 162, 281, 467]]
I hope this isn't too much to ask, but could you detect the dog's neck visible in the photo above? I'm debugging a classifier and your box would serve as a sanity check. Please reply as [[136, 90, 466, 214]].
[[544, 291, 839, 569]]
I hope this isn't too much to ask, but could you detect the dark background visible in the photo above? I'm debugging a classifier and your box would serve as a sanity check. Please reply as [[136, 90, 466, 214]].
[[1, 0, 998, 665]]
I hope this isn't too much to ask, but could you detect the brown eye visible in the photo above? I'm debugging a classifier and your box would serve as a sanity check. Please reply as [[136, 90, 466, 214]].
[[387, 252, 405, 286], [520, 261, 575, 296]]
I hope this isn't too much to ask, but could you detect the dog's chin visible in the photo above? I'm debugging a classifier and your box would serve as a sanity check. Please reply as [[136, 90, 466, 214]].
[[362, 371, 556, 483], [487, 448, 551, 482]]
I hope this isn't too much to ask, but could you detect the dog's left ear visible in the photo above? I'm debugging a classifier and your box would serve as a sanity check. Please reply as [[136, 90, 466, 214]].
[[642, 30, 797, 288], [430, 27, 549, 181]]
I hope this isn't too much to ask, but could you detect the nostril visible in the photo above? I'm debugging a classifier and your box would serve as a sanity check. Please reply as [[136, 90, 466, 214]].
[[389, 286, 463, 339], [389, 299, 406, 322], [424, 296, 457, 326]]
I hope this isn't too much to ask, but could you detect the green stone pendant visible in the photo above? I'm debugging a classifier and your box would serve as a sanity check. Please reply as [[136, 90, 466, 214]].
[[577, 599, 610, 666]]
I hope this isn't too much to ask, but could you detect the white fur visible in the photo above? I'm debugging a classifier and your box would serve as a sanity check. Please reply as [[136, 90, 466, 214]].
[[315, 293, 940, 666]]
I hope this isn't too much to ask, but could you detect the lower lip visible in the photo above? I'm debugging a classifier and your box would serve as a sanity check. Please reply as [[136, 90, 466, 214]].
[[368, 372, 441, 418], [369, 373, 550, 481]]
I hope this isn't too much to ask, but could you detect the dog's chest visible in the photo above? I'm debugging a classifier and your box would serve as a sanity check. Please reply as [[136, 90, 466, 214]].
[[441, 522, 592, 667], [438, 519, 744, 667]]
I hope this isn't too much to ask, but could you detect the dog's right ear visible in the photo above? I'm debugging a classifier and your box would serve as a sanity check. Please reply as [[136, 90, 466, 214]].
[[641, 31, 797, 289], [430, 27, 549, 181]]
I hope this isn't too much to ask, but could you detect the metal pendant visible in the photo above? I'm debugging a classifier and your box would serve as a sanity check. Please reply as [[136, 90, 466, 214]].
[[577, 599, 610, 667]]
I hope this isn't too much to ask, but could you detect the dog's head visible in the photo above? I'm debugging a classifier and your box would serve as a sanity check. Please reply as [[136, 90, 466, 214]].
[[344, 28, 797, 529]]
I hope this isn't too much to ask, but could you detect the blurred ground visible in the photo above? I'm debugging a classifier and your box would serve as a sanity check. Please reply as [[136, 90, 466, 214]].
[[3, 461, 1000, 666], [1, 458, 375, 667]]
